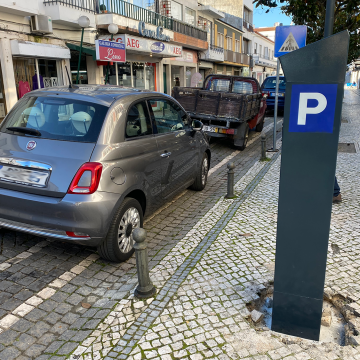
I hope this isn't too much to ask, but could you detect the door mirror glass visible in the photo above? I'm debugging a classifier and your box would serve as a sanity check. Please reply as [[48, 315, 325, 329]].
[[192, 120, 203, 131]]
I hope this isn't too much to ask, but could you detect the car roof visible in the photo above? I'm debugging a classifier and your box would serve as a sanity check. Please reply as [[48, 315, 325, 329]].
[[26, 85, 159, 107]]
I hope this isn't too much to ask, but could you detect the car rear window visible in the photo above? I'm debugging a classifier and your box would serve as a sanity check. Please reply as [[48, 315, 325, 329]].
[[204, 77, 231, 92], [232, 81, 254, 94], [262, 78, 286, 91], [1, 96, 108, 142]]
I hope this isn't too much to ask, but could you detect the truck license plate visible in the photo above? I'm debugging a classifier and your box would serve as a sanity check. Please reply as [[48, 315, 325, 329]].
[[0, 165, 49, 187], [203, 126, 218, 133]]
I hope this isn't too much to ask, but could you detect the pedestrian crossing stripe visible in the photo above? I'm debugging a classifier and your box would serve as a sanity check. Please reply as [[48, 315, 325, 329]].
[[279, 32, 299, 52]]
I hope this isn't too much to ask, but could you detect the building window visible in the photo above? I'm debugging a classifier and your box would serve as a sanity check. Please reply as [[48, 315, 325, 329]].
[[243, 39, 249, 54], [264, 47, 269, 59], [235, 39, 240, 53], [244, 7, 252, 24], [226, 37, 232, 51], [259, 45, 262, 56], [254, 42, 258, 54], [185, 7, 196, 26], [171, 1, 182, 21], [217, 33, 224, 48]]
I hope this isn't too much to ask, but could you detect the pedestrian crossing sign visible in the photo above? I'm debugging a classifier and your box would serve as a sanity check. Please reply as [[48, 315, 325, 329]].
[[274, 25, 307, 58]]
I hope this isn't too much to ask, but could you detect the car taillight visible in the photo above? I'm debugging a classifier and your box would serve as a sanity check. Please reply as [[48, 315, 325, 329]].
[[66, 231, 89, 238], [68, 162, 102, 194], [262, 91, 269, 96]]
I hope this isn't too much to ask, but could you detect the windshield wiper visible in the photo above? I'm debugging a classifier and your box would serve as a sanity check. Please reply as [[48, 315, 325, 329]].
[[6, 127, 41, 136]]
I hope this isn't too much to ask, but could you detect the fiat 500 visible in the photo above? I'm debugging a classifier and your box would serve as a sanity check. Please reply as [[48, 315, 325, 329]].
[[0, 85, 210, 262]]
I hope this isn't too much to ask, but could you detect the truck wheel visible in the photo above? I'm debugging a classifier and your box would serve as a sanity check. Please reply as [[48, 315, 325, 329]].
[[234, 123, 249, 150], [255, 119, 265, 132], [97, 198, 143, 262], [190, 153, 209, 191]]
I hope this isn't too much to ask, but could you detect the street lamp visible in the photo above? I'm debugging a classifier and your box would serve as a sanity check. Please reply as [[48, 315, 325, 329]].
[[76, 16, 91, 84], [105, 23, 118, 84]]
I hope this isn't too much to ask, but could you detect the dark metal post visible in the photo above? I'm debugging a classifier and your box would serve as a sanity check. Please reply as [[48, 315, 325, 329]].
[[261, 133, 267, 160], [324, 0, 335, 38], [105, 34, 114, 84], [76, 27, 85, 85], [133, 228, 156, 299], [225, 162, 235, 199]]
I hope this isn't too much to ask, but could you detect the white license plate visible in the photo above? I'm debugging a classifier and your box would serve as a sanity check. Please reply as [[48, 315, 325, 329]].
[[0, 165, 49, 187], [203, 126, 218, 133], [271, 92, 285, 97]]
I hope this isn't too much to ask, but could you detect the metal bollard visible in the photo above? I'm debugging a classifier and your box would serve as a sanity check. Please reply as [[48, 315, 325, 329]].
[[261, 133, 267, 161], [225, 162, 235, 199], [133, 228, 156, 299]]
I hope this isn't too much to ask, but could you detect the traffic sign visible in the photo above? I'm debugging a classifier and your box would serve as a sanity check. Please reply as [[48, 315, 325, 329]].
[[274, 25, 307, 57], [289, 84, 338, 133]]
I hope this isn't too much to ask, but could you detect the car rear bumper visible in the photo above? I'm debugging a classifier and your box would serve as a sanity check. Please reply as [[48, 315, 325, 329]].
[[0, 187, 121, 246], [266, 98, 285, 110]]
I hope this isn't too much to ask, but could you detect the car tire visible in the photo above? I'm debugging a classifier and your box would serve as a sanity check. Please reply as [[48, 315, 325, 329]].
[[190, 153, 209, 191], [236, 123, 249, 151], [255, 119, 265, 132], [97, 198, 143, 263]]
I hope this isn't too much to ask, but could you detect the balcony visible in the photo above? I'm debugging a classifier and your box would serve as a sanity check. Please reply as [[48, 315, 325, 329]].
[[43, 0, 97, 27], [199, 44, 224, 62], [252, 54, 277, 69], [224, 50, 250, 66], [97, 0, 207, 41], [1, 0, 39, 16], [243, 19, 254, 32]]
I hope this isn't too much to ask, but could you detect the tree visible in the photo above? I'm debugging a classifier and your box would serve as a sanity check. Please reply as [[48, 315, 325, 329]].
[[253, 0, 360, 63]]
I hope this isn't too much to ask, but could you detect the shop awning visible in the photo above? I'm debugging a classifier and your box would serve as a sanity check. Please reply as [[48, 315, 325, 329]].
[[66, 43, 96, 60], [11, 40, 71, 59]]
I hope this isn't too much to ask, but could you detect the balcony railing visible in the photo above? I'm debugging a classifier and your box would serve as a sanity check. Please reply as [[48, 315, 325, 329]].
[[98, 0, 207, 41], [224, 50, 250, 65], [43, 0, 97, 13], [200, 44, 224, 62], [243, 19, 254, 32], [252, 54, 277, 68], [210, 44, 224, 53]]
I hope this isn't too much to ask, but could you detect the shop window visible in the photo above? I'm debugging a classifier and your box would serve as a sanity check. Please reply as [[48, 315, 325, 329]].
[[118, 62, 132, 87], [70, 50, 87, 84], [185, 7, 196, 26], [126, 102, 152, 138], [171, 1, 182, 21], [148, 99, 189, 133]]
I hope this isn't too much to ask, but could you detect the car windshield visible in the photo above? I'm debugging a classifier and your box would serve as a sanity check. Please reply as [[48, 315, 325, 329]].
[[1, 96, 108, 142], [262, 78, 286, 91], [204, 77, 231, 92]]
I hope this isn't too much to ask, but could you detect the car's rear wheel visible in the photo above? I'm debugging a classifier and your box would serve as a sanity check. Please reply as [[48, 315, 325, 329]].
[[190, 153, 209, 191], [97, 198, 143, 262]]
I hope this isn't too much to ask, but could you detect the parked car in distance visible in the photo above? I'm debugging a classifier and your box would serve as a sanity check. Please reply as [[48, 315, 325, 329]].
[[261, 76, 286, 114], [0, 85, 210, 262]]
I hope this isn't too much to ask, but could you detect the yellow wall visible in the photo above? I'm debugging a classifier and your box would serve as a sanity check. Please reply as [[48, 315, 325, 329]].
[[215, 24, 218, 46]]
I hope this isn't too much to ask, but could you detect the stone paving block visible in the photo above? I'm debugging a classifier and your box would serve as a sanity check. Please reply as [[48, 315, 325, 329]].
[[0, 346, 21, 360]]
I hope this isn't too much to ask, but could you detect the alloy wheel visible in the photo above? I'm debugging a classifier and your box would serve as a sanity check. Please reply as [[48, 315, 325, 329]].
[[118, 207, 140, 253]]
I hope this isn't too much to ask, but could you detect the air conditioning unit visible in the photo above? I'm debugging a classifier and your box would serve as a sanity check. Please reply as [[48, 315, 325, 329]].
[[30, 15, 53, 34]]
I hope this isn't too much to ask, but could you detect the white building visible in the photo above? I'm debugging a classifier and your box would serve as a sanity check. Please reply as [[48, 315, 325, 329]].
[[252, 30, 277, 85]]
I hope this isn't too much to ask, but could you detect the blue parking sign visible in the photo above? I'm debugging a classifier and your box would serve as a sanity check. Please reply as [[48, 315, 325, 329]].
[[289, 84, 338, 133]]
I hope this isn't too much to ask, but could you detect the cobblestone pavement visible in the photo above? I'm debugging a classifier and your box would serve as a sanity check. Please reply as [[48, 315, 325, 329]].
[[1, 90, 359, 359], [0, 114, 283, 359]]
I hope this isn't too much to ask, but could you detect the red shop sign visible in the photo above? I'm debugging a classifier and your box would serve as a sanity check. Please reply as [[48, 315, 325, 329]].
[[95, 40, 126, 62]]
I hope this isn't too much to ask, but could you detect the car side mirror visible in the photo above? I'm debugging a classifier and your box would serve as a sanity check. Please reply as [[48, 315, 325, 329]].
[[192, 120, 203, 131]]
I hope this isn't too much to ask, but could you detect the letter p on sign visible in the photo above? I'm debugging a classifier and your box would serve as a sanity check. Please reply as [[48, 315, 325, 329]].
[[289, 84, 338, 133]]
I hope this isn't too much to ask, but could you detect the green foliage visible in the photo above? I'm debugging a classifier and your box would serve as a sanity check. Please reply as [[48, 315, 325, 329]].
[[253, 0, 360, 63]]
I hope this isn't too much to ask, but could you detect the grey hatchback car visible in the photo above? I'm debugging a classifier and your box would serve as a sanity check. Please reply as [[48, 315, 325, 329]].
[[0, 85, 210, 262]]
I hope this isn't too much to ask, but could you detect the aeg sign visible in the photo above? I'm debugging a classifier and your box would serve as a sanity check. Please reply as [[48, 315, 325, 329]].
[[289, 84, 338, 133]]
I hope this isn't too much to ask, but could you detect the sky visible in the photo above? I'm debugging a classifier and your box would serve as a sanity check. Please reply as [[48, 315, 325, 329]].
[[253, 5, 293, 28]]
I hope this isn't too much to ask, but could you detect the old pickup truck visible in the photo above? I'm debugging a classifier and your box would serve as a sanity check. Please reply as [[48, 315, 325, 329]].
[[172, 75, 267, 150]]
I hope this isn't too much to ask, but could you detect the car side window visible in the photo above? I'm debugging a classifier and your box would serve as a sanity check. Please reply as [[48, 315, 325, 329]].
[[148, 99, 189, 134], [125, 102, 152, 138]]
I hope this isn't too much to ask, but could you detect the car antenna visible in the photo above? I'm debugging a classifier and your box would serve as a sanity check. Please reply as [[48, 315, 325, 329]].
[[65, 65, 78, 90]]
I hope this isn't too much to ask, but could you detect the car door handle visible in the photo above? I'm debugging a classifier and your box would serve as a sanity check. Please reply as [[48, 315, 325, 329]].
[[160, 152, 172, 158]]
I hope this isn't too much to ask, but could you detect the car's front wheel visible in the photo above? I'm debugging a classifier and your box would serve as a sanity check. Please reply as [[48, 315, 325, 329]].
[[97, 198, 143, 262], [190, 153, 209, 191]]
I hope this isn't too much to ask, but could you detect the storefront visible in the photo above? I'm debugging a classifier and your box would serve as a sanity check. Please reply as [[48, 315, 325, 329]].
[[0, 38, 71, 119], [97, 34, 183, 92]]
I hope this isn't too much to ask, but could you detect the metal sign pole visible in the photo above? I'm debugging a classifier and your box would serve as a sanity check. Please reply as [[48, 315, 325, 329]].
[[271, 59, 280, 151]]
